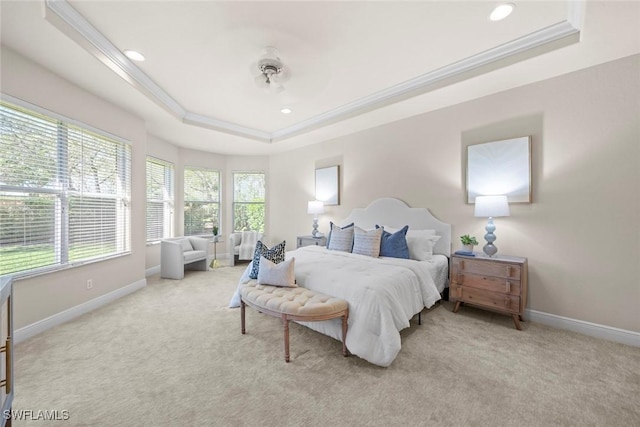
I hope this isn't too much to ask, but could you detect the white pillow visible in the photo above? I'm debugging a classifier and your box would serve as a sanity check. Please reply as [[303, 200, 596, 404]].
[[327, 223, 354, 252], [257, 256, 296, 287], [406, 231, 441, 260], [352, 226, 382, 257], [180, 238, 193, 252]]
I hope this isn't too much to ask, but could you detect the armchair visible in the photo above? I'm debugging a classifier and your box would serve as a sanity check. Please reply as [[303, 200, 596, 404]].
[[161, 236, 210, 279], [228, 231, 263, 266]]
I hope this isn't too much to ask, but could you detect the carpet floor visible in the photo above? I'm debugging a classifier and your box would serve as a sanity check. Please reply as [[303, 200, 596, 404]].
[[13, 264, 640, 426]]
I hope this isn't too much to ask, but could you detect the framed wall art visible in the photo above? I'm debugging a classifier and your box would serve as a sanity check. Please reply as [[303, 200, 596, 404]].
[[315, 165, 339, 205], [467, 136, 531, 203]]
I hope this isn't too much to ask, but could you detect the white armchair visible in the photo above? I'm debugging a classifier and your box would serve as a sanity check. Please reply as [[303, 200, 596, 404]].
[[228, 231, 263, 266], [161, 236, 210, 279]]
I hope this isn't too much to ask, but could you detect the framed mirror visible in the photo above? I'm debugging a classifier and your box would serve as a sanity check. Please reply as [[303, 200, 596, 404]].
[[467, 136, 531, 203], [315, 165, 339, 205]]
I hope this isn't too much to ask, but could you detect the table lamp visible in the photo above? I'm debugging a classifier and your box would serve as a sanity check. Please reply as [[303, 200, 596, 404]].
[[307, 200, 325, 238], [474, 195, 510, 257]]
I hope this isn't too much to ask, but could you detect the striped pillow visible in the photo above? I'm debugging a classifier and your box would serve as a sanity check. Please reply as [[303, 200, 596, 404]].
[[327, 223, 354, 252], [352, 226, 382, 257]]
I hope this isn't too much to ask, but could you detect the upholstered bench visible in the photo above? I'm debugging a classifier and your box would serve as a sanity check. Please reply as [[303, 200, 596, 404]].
[[240, 282, 349, 362]]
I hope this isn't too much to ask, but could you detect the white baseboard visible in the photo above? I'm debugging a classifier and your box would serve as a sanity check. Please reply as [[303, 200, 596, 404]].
[[525, 309, 640, 347], [15, 278, 147, 344], [146, 265, 160, 277]]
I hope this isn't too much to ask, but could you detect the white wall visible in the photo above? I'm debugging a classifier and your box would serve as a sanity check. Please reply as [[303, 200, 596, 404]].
[[143, 148, 269, 270], [2, 47, 270, 328], [2, 47, 147, 329], [268, 54, 640, 333], [3, 43, 638, 336]]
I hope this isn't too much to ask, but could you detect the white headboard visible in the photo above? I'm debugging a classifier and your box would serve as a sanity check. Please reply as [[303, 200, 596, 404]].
[[339, 198, 451, 257]]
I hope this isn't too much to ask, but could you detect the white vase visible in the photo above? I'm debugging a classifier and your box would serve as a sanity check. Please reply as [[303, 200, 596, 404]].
[[462, 244, 474, 252]]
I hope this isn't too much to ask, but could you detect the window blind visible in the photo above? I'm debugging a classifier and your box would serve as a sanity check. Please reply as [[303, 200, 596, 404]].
[[146, 157, 174, 242], [183, 167, 219, 236], [0, 100, 131, 277]]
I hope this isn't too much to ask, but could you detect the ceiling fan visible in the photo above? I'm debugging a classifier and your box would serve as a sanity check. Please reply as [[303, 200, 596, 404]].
[[253, 46, 289, 94]]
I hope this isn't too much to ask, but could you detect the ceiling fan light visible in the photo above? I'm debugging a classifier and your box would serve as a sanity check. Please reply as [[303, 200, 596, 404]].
[[270, 80, 285, 94], [490, 3, 515, 21]]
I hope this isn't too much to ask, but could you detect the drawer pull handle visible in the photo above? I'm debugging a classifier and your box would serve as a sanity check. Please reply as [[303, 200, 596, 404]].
[[506, 281, 511, 293]]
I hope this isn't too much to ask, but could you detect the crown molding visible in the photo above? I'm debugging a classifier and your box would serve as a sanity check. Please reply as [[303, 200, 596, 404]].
[[45, 0, 583, 145], [45, 0, 270, 143]]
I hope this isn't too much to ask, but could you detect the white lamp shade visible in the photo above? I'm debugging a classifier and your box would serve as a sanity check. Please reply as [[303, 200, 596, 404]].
[[307, 200, 325, 215], [474, 195, 510, 217]]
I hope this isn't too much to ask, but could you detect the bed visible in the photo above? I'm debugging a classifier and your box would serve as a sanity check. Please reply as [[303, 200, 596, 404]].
[[230, 198, 451, 367]]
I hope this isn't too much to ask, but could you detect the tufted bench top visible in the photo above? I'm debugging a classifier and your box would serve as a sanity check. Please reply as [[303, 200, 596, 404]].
[[240, 282, 348, 318], [240, 281, 349, 362]]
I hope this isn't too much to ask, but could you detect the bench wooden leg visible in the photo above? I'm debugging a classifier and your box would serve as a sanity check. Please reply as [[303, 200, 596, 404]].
[[341, 313, 349, 357], [283, 315, 290, 363], [241, 300, 246, 334]]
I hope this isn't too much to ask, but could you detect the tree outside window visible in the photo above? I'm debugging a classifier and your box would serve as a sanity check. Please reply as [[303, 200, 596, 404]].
[[184, 167, 219, 236], [0, 100, 131, 276], [233, 172, 265, 232]]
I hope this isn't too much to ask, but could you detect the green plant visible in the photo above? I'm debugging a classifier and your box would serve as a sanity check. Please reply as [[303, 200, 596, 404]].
[[460, 234, 478, 246], [212, 225, 219, 236]]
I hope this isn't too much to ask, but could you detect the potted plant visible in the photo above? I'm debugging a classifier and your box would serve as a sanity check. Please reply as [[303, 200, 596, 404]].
[[460, 234, 478, 252], [212, 225, 219, 242]]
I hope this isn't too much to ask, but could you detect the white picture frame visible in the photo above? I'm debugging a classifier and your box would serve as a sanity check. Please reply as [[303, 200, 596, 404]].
[[467, 136, 531, 203], [315, 165, 339, 205]]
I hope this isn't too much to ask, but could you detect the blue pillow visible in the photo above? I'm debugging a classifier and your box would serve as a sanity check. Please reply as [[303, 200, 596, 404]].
[[249, 240, 286, 279], [326, 222, 354, 247], [376, 225, 410, 259]]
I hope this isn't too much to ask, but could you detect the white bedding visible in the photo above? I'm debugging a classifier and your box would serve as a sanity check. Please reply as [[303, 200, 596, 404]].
[[230, 245, 443, 367]]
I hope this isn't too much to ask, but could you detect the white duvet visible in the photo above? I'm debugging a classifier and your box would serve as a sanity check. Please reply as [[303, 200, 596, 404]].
[[229, 245, 442, 367]]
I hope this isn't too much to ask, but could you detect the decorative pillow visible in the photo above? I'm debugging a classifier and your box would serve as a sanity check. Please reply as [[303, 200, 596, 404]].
[[249, 240, 286, 279], [180, 238, 193, 252], [376, 225, 410, 259], [352, 226, 382, 257], [406, 231, 441, 261], [327, 222, 354, 252], [326, 222, 354, 248], [257, 256, 296, 287]]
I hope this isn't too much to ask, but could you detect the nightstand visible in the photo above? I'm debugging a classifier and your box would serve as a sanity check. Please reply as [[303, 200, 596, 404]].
[[297, 235, 327, 248], [449, 253, 528, 330]]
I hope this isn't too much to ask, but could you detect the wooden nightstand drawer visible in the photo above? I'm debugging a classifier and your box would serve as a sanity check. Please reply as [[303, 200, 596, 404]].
[[454, 273, 521, 296], [452, 257, 521, 279], [451, 283, 520, 313]]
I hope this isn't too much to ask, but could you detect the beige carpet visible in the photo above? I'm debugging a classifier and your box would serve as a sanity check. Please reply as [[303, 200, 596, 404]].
[[14, 264, 640, 426]]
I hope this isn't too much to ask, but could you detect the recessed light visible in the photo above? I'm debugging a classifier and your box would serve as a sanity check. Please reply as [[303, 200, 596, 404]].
[[124, 49, 145, 62], [490, 3, 515, 21], [281, 107, 292, 114]]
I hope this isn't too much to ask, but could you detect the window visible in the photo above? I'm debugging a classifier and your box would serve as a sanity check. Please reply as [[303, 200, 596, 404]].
[[146, 157, 174, 242], [233, 172, 265, 232], [183, 167, 220, 236], [0, 100, 131, 277]]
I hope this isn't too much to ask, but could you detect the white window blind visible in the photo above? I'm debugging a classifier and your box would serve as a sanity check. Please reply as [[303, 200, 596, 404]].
[[0, 100, 131, 277], [184, 167, 220, 236], [233, 172, 265, 232], [146, 157, 174, 242]]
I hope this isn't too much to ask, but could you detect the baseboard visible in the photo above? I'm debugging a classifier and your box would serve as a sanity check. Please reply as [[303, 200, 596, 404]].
[[146, 265, 160, 277], [15, 278, 147, 344], [525, 309, 640, 347]]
